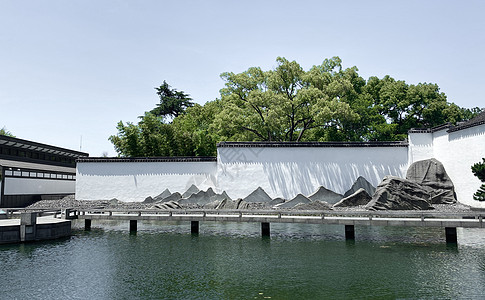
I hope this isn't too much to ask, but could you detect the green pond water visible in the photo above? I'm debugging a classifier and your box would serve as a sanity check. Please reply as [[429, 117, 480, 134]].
[[1, 220, 485, 299]]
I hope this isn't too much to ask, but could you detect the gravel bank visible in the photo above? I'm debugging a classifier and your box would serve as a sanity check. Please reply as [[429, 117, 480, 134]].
[[25, 195, 474, 212]]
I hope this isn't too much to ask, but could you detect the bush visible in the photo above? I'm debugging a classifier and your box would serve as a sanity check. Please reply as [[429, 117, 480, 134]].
[[471, 158, 485, 201]]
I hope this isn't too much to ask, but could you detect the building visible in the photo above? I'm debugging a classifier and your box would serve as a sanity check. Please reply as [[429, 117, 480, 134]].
[[0, 135, 88, 207]]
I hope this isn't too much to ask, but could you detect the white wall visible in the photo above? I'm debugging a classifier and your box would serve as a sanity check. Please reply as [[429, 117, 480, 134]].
[[76, 161, 217, 202], [4, 178, 75, 195], [433, 125, 485, 208], [408, 131, 434, 162], [217, 146, 409, 199]]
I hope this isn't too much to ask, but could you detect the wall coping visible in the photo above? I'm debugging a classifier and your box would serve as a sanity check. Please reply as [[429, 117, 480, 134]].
[[216, 141, 408, 148], [77, 157, 217, 163]]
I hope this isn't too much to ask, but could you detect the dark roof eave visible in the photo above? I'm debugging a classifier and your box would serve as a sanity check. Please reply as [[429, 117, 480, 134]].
[[0, 135, 89, 157], [216, 141, 408, 148], [77, 156, 217, 163], [448, 120, 485, 133]]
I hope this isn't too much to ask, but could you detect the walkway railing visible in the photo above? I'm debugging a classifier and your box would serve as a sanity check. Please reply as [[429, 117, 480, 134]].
[[63, 208, 484, 244]]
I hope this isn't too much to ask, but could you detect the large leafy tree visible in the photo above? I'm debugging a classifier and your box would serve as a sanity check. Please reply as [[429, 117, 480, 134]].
[[173, 101, 222, 156], [109, 113, 176, 157], [150, 81, 194, 120], [213, 57, 359, 142]]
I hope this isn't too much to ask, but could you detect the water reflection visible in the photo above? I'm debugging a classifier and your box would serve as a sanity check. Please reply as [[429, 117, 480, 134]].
[[2, 221, 485, 299]]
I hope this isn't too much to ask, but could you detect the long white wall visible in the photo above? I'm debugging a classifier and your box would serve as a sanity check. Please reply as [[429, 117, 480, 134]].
[[216, 146, 408, 200], [76, 161, 217, 202]]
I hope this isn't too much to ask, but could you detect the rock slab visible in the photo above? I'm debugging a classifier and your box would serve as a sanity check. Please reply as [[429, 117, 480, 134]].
[[365, 176, 432, 210], [334, 188, 371, 207], [243, 187, 273, 203], [406, 158, 456, 204], [308, 186, 343, 205], [344, 176, 376, 197]]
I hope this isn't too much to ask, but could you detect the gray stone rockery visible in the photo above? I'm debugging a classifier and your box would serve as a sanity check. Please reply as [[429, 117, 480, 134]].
[[334, 188, 372, 208], [343, 176, 376, 198], [243, 187, 273, 203], [406, 158, 456, 204], [365, 176, 432, 210], [308, 186, 343, 205], [276, 194, 311, 209]]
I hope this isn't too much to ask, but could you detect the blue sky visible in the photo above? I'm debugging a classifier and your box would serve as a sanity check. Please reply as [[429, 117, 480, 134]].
[[1, 0, 484, 156]]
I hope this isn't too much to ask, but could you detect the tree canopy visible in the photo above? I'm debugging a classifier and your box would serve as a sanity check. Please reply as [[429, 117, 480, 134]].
[[150, 81, 194, 120], [109, 58, 480, 157]]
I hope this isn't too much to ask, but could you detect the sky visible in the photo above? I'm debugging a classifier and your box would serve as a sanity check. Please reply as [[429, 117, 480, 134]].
[[1, 0, 484, 157]]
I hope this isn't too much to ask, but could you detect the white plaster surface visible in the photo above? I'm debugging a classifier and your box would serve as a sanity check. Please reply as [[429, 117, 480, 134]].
[[216, 146, 408, 200], [76, 161, 217, 202], [408, 132, 434, 162], [433, 125, 485, 208], [4, 178, 74, 195]]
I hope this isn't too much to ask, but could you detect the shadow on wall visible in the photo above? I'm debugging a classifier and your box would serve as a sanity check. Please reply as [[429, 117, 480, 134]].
[[77, 162, 217, 177], [449, 125, 485, 142], [263, 160, 406, 198]]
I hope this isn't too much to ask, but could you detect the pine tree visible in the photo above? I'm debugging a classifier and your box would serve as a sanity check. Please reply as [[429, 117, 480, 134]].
[[471, 158, 485, 201]]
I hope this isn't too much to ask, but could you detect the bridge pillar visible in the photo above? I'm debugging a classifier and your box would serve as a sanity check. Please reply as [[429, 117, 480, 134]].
[[345, 225, 355, 240], [262, 222, 270, 237], [20, 212, 37, 242], [191, 221, 199, 234], [445, 227, 457, 244], [85, 219, 91, 231], [130, 220, 137, 232]]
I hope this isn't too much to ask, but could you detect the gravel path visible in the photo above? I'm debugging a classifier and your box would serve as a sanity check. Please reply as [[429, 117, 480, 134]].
[[25, 195, 474, 212]]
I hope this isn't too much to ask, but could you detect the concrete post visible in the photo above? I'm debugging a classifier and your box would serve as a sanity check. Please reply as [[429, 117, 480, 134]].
[[261, 222, 270, 237], [130, 220, 137, 232], [20, 212, 37, 242], [345, 225, 355, 240], [85, 219, 91, 231], [445, 227, 457, 244], [191, 221, 199, 234]]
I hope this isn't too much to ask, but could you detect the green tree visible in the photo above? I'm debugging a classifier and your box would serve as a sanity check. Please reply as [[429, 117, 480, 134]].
[[0, 127, 14, 137], [109, 113, 176, 157], [214, 57, 359, 142], [471, 158, 485, 201], [150, 81, 194, 120], [173, 101, 222, 156]]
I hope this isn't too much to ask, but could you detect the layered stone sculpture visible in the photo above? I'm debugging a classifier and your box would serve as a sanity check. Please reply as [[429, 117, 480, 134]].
[[153, 189, 172, 202], [406, 158, 456, 204], [343, 176, 376, 198], [215, 199, 250, 210], [243, 187, 273, 203], [308, 186, 343, 205], [365, 176, 432, 210], [334, 188, 372, 208], [276, 194, 311, 209], [182, 184, 200, 198]]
